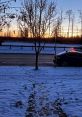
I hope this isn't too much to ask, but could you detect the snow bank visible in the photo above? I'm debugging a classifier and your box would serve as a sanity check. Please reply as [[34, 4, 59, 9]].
[[0, 66, 82, 117]]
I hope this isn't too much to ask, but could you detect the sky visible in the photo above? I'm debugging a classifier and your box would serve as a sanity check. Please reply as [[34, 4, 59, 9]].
[[2, 0, 82, 37], [13, 0, 82, 11], [10, 0, 82, 13], [57, 0, 82, 11]]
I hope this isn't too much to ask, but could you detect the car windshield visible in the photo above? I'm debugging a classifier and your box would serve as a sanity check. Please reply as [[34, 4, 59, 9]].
[[57, 51, 67, 55]]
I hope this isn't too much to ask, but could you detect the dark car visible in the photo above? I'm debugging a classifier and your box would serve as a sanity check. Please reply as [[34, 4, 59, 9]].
[[53, 48, 82, 66]]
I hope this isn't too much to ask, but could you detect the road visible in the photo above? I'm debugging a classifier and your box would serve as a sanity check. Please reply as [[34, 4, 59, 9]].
[[0, 53, 54, 66]]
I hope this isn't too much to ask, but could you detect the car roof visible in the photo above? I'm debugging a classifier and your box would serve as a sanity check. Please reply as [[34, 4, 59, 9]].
[[57, 50, 82, 56]]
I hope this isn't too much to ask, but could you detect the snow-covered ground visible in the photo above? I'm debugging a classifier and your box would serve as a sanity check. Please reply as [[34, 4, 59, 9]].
[[0, 42, 81, 54], [0, 66, 82, 117]]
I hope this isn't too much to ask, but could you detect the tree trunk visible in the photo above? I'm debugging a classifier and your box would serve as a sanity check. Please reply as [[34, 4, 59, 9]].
[[35, 52, 39, 70]]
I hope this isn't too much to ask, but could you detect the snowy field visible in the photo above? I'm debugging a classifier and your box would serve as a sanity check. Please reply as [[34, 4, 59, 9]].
[[0, 66, 82, 117], [0, 41, 81, 54]]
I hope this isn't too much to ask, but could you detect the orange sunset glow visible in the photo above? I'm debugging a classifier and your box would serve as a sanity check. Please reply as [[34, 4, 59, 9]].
[[1, 0, 82, 39], [0, 26, 81, 38]]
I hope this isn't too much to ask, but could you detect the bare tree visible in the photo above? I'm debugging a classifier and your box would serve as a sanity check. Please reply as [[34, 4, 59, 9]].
[[71, 14, 75, 37], [59, 11, 63, 37], [0, 0, 16, 33], [52, 17, 62, 64], [18, 0, 57, 70], [52, 18, 62, 38], [66, 10, 72, 37], [79, 10, 82, 37]]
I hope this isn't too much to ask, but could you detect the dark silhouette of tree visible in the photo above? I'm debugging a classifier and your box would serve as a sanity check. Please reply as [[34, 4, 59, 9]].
[[0, 0, 16, 33], [66, 10, 72, 37], [18, 0, 57, 70], [71, 14, 74, 37], [79, 10, 82, 37], [52, 17, 62, 66], [52, 16, 62, 38]]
